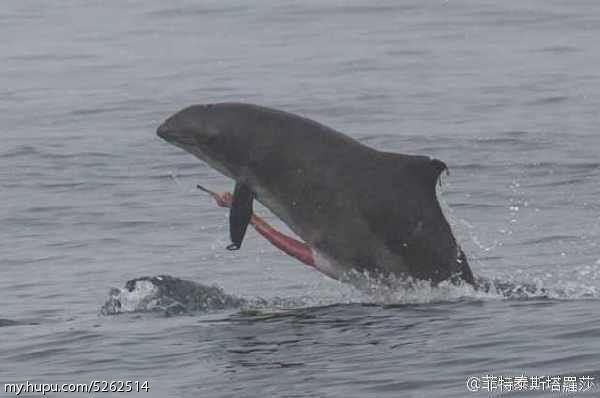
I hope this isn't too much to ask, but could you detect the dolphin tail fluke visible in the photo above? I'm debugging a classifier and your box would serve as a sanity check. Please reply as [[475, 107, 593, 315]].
[[227, 182, 255, 250]]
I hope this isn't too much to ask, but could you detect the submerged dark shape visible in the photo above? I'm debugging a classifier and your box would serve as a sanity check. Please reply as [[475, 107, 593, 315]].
[[101, 275, 245, 315], [157, 102, 474, 285]]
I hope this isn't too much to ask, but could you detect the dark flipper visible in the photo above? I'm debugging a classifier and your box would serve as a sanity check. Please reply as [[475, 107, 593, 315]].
[[226, 182, 254, 250]]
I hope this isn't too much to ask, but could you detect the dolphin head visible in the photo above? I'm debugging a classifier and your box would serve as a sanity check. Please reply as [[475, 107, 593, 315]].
[[157, 103, 256, 178], [157, 104, 217, 147]]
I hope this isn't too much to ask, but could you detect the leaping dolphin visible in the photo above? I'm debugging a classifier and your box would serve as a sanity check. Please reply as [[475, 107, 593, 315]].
[[157, 103, 474, 285]]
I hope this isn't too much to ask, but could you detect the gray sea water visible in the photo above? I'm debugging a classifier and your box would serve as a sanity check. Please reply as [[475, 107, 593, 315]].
[[2, 1, 600, 397]]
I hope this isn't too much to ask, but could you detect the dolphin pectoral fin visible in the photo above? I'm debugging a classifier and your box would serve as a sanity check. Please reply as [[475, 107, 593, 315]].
[[226, 243, 241, 251], [228, 182, 254, 250]]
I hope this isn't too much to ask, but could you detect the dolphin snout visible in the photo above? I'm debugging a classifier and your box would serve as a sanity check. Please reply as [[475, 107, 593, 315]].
[[157, 120, 197, 148], [156, 122, 172, 140]]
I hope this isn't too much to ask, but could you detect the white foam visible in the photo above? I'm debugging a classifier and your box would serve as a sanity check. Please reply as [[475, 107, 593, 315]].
[[281, 268, 600, 308], [103, 280, 160, 314]]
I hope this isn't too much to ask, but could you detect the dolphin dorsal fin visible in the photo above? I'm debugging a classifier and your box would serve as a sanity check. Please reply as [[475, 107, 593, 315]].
[[381, 152, 448, 189], [429, 158, 448, 187], [429, 158, 448, 177], [417, 157, 448, 190]]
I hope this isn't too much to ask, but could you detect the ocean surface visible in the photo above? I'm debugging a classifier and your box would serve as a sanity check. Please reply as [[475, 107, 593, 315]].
[[2, 1, 600, 397]]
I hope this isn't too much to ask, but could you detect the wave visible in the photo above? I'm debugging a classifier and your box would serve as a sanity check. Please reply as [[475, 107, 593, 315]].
[[0, 318, 40, 327], [0, 319, 22, 327]]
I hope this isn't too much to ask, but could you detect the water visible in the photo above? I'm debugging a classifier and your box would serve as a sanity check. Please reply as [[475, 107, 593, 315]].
[[2, 0, 600, 396]]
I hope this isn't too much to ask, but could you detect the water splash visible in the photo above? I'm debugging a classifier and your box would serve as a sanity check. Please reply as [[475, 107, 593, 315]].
[[101, 270, 599, 317], [326, 271, 553, 305]]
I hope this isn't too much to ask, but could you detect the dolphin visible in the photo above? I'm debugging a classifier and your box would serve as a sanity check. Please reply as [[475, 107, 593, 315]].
[[157, 102, 474, 285]]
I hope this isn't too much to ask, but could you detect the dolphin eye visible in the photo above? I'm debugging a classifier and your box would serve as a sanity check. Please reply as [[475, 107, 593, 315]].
[[198, 125, 220, 146], [205, 134, 218, 145]]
